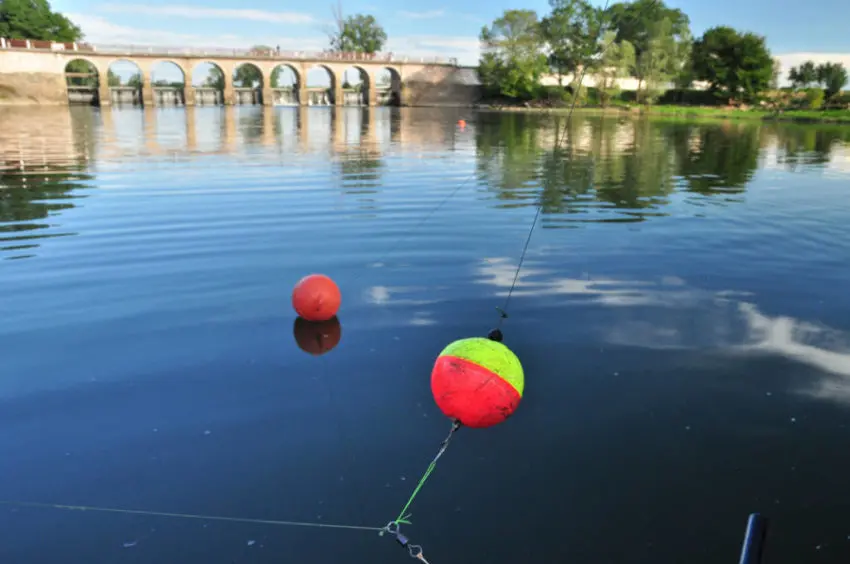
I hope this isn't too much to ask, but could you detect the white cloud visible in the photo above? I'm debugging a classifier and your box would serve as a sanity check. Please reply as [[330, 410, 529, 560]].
[[773, 52, 850, 85], [71, 14, 326, 51], [99, 3, 316, 24], [70, 13, 479, 66], [398, 10, 445, 20], [386, 35, 480, 65]]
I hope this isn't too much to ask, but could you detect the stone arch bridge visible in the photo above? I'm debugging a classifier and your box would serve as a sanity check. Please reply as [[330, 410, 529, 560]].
[[0, 40, 479, 107]]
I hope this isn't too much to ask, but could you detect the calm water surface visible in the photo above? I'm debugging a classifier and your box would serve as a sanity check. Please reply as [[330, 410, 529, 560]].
[[1, 106, 850, 564]]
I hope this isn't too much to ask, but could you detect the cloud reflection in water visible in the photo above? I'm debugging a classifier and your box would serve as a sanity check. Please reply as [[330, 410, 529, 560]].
[[476, 257, 850, 404]]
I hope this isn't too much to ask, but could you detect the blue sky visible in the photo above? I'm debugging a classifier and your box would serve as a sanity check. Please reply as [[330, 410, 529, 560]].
[[53, 0, 850, 83]]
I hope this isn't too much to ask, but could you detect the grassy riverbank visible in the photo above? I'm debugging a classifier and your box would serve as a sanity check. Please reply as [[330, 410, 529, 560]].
[[643, 105, 850, 123], [477, 103, 850, 124]]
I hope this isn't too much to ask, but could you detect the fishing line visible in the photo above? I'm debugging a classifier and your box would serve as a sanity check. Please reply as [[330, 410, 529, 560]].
[[379, 3, 636, 556], [352, 174, 477, 281], [0, 500, 383, 533], [381, 0, 668, 553], [490, 0, 615, 337]]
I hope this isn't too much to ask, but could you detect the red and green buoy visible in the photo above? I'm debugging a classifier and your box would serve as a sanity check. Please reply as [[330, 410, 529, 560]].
[[431, 337, 524, 428]]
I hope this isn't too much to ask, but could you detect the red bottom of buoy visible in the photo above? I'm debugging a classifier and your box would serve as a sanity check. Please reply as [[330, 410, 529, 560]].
[[431, 356, 521, 428]]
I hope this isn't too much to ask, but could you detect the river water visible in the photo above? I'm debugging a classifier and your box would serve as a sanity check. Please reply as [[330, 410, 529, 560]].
[[1, 106, 849, 564]]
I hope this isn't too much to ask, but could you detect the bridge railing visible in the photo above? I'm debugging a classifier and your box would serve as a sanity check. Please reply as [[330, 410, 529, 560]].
[[0, 37, 459, 65]]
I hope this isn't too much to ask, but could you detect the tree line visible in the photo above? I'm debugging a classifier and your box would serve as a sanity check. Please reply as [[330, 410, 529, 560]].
[[479, 0, 848, 109]]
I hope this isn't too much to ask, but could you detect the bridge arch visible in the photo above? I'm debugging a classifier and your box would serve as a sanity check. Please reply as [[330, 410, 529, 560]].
[[191, 61, 225, 105], [64, 59, 99, 105], [106, 59, 144, 106], [233, 62, 263, 105], [270, 63, 300, 106], [306, 65, 336, 106], [340, 65, 370, 106], [151, 60, 188, 82], [376, 67, 402, 106], [151, 60, 187, 106]]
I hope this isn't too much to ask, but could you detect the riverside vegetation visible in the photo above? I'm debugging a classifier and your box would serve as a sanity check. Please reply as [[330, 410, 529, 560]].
[[476, 0, 850, 123]]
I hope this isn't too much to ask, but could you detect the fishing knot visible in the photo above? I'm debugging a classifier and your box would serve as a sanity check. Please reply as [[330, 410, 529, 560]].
[[381, 521, 431, 562], [381, 521, 410, 547], [487, 328, 503, 342]]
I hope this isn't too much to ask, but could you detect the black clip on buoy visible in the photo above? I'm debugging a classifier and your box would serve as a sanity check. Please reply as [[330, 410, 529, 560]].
[[488, 307, 508, 342]]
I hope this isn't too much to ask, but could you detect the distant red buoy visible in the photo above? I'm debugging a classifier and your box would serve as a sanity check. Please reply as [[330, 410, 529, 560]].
[[293, 316, 342, 355], [292, 274, 341, 322]]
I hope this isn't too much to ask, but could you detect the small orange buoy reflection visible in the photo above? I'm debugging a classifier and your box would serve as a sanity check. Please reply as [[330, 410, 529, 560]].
[[293, 316, 342, 356]]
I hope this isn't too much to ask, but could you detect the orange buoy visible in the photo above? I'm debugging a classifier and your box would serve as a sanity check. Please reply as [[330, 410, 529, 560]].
[[458, 119, 466, 128], [292, 274, 341, 322], [293, 316, 341, 355]]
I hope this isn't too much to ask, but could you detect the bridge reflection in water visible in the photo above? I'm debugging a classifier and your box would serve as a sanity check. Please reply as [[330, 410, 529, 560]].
[[0, 106, 466, 165], [0, 105, 466, 260]]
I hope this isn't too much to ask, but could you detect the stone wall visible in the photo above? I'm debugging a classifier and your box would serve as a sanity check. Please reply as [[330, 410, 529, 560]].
[[0, 72, 67, 105], [402, 66, 481, 107], [0, 50, 68, 105]]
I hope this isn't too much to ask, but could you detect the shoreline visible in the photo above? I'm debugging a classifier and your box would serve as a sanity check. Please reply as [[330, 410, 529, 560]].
[[473, 104, 850, 125]]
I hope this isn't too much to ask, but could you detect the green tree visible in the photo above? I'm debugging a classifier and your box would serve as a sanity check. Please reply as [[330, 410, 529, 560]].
[[0, 0, 82, 41], [234, 64, 262, 88], [250, 44, 273, 54], [691, 26, 774, 103], [479, 9, 548, 100], [127, 72, 142, 88], [671, 27, 693, 88], [329, 12, 387, 53], [816, 62, 848, 99], [107, 68, 120, 87], [594, 31, 635, 106], [789, 60, 818, 88], [634, 18, 676, 103], [204, 66, 225, 90], [605, 0, 690, 91], [540, 0, 601, 86], [787, 66, 799, 88]]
